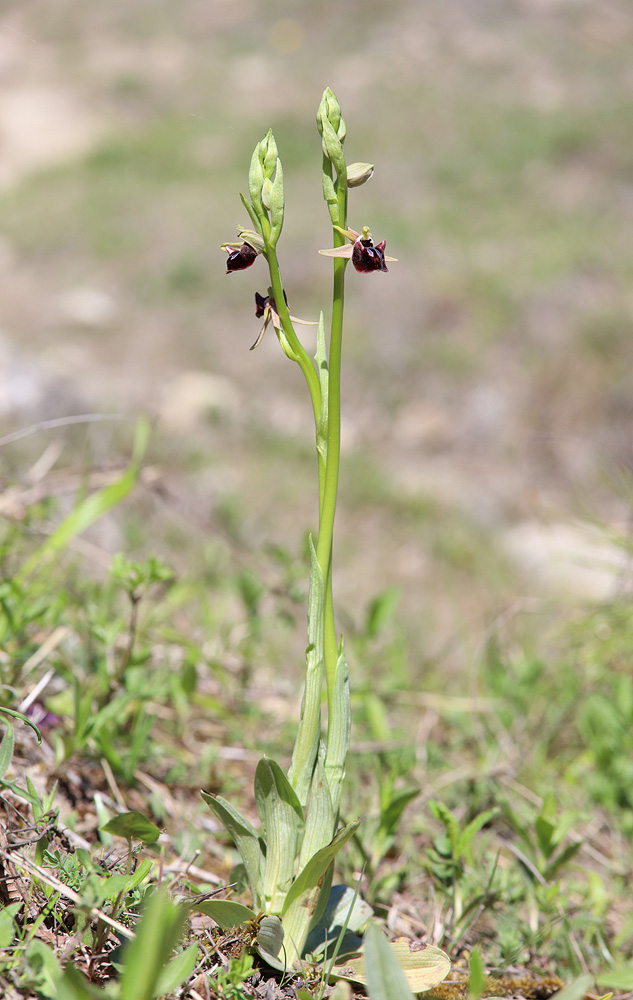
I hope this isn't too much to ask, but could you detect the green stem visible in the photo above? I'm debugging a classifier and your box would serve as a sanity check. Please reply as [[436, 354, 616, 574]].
[[262, 221, 322, 427], [317, 178, 347, 721]]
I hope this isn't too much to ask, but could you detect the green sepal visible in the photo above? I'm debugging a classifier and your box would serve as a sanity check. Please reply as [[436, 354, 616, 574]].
[[201, 791, 264, 911], [254, 757, 304, 913]]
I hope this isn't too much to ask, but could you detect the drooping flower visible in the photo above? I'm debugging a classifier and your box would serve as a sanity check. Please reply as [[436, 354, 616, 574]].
[[251, 289, 316, 351], [220, 227, 266, 274], [224, 242, 258, 273], [319, 226, 397, 273]]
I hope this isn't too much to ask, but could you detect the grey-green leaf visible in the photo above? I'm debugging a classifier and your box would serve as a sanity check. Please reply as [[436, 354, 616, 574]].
[[256, 914, 285, 967], [254, 757, 304, 912], [201, 791, 264, 911], [190, 899, 256, 930]]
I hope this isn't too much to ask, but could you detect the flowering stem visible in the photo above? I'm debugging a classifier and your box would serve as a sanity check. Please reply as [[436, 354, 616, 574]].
[[261, 217, 322, 427], [318, 176, 348, 752]]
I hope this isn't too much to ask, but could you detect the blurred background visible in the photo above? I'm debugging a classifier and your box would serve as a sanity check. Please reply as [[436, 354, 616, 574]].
[[1, 0, 632, 673]]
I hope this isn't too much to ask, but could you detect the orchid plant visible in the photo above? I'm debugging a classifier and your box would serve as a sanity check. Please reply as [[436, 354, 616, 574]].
[[203, 88, 397, 970]]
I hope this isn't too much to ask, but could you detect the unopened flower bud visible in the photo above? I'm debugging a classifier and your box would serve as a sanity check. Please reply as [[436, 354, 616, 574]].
[[246, 132, 285, 247], [317, 88, 346, 143], [316, 87, 347, 179], [259, 130, 278, 180], [346, 162, 374, 188]]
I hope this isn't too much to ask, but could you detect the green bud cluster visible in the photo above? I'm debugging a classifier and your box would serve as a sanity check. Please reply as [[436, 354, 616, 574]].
[[316, 87, 347, 181], [245, 129, 285, 249]]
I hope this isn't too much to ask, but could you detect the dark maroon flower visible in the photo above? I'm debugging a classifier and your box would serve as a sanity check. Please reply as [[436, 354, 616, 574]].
[[352, 237, 389, 273], [225, 242, 258, 274], [255, 289, 287, 318], [250, 288, 314, 350], [319, 225, 397, 272]]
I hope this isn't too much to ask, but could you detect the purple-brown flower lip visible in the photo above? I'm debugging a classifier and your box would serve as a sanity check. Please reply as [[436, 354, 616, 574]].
[[319, 226, 397, 273], [224, 242, 258, 274], [220, 227, 266, 274]]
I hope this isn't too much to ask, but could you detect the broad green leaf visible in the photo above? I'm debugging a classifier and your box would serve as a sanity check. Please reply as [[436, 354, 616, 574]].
[[154, 942, 198, 997], [0, 720, 14, 779], [100, 811, 160, 844], [362, 921, 415, 1000], [281, 820, 359, 965], [288, 538, 325, 808], [201, 791, 264, 910], [190, 899, 256, 930], [298, 758, 334, 871], [256, 914, 285, 967], [333, 935, 450, 993], [254, 756, 304, 913]]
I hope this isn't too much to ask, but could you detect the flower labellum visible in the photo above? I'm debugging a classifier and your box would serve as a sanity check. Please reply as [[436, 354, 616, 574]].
[[352, 236, 388, 273], [224, 242, 258, 274], [319, 225, 397, 273]]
